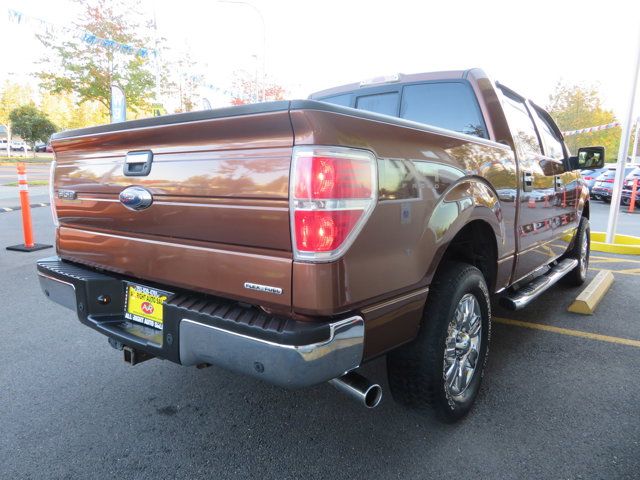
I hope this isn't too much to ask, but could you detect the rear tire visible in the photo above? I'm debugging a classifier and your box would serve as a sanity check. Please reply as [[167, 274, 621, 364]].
[[562, 217, 590, 286], [387, 262, 491, 423]]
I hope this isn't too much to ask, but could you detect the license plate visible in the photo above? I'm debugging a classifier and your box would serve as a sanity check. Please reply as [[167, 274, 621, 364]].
[[124, 283, 172, 330]]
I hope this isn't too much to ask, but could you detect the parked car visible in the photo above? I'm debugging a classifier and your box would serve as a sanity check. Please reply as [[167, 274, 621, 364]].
[[621, 166, 640, 206], [38, 68, 600, 422], [591, 165, 637, 202], [10, 140, 29, 152], [581, 167, 608, 197], [35, 141, 53, 153]]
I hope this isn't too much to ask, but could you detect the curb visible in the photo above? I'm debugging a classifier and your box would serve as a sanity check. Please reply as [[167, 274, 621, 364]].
[[1, 202, 50, 213], [590, 232, 640, 255]]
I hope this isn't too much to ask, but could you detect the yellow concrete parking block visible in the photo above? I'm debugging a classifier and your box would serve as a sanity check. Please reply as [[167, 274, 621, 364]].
[[567, 270, 614, 315]]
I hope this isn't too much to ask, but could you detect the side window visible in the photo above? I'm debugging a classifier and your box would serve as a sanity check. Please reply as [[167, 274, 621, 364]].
[[534, 110, 564, 160], [500, 94, 542, 159], [355, 92, 399, 116], [400, 82, 488, 138]]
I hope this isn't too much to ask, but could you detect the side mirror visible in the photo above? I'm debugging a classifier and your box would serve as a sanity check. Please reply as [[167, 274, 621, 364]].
[[569, 146, 605, 170]]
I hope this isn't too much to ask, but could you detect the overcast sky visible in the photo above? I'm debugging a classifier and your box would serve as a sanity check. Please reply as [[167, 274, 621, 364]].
[[2, 0, 640, 119]]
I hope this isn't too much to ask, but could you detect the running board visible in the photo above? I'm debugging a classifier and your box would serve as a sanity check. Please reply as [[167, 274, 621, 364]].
[[500, 258, 578, 311]]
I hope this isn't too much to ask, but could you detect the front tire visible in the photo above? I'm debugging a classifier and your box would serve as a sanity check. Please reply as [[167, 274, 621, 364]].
[[387, 262, 491, 423], [562, 217, 590, 286]]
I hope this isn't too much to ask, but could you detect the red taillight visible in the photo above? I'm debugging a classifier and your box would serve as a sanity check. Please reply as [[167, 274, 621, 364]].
[[584, 176, 593, 180], [294, 210, 362, 252], [605, 179, 614, 183], [294, 156, 372, 199], [291, 147, 377, 261]]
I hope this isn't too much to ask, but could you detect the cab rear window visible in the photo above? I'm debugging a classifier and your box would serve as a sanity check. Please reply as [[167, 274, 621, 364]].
[[400, 83, 488, 138], [318, 81, 488, 139], [355, 92, 399, 117]]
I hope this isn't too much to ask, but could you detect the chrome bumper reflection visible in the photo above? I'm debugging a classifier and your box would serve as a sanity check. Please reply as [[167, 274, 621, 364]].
[[37, 271, 77, 311], [179, 316, 364, 388]]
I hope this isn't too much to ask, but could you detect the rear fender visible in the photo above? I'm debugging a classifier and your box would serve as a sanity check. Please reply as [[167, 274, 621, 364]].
[[423, 177, 505, 286]]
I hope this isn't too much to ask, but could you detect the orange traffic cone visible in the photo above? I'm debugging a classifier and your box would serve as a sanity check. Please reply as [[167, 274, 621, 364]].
[[6, 163, 52, 252]]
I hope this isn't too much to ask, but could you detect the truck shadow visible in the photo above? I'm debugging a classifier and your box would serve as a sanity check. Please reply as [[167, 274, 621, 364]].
[[144, 337, 518, 478]]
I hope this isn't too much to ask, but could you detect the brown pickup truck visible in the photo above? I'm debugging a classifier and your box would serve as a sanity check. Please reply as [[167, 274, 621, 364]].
[[38, 69, 604, 422]]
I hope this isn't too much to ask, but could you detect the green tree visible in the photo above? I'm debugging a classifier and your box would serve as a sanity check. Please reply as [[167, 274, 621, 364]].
[[36, 0, 156, 118], [40, 91, 107, 130], [9, 106, 58, 156], [0, 82, 34, 127], [546, 82, 620, 162]]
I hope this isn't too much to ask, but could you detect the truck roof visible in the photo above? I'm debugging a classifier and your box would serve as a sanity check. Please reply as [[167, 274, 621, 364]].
[[308, 69, 475, 99]]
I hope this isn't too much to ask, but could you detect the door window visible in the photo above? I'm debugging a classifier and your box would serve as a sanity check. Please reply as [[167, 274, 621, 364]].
[[534, 109, 564, 160], [500, 94, 542, 160]]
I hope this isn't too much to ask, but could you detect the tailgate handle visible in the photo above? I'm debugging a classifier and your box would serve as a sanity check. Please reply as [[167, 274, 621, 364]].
[[124, 151, 153, 177]]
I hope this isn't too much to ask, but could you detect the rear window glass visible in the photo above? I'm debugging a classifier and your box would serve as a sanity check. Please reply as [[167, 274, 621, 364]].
[[355, 92, 399, 116], [400, 82, 487, 138], [319, 94, 352, 107]]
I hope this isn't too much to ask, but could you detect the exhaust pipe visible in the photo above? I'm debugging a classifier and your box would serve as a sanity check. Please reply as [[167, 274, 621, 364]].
[[329, 371, 382, 408]]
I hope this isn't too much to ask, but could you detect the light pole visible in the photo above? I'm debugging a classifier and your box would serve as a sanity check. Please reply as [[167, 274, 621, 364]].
[[631, 117, 640, 164], [606, 27, 640, 243], [217, 0, 266, 102]]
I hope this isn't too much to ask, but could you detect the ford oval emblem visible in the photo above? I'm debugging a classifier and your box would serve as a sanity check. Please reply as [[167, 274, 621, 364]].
[[119, 186, 153, 211]]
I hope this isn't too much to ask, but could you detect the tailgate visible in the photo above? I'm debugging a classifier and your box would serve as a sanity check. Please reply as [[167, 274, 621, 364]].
[[51, 103, 294, 308]]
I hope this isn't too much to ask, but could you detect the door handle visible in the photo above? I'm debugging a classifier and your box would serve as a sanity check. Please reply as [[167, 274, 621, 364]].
[[123, 150, 153, 177]]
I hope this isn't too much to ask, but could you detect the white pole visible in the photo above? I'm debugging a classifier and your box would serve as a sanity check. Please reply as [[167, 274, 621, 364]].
[[631, 117, 640, 164], [606, 28, 640, 244]]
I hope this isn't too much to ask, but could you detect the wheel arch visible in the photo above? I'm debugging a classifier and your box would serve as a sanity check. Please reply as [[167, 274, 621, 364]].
[[423, 177, 506, 293]]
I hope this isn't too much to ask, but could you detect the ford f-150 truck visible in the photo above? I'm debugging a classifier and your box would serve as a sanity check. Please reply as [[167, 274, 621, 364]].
[[37, 69, 604, 422]]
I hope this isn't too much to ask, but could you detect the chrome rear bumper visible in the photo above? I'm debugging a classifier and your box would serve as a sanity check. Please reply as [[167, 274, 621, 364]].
[[179, 316, 364, 388], [37, 256, 365, 389], [38, 271, 77, 311]]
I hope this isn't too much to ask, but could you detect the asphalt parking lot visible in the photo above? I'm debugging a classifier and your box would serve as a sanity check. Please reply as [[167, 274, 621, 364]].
[[2, 207, 640, 479]]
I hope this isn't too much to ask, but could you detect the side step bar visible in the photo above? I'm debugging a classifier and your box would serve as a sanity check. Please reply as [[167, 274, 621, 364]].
[[500, 258, 578, 311]]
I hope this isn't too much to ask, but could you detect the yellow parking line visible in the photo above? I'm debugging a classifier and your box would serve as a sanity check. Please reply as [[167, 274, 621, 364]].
[[493, 317, 640, 348], [590, 255, 640, 264], [591, 267, 640, 276]]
